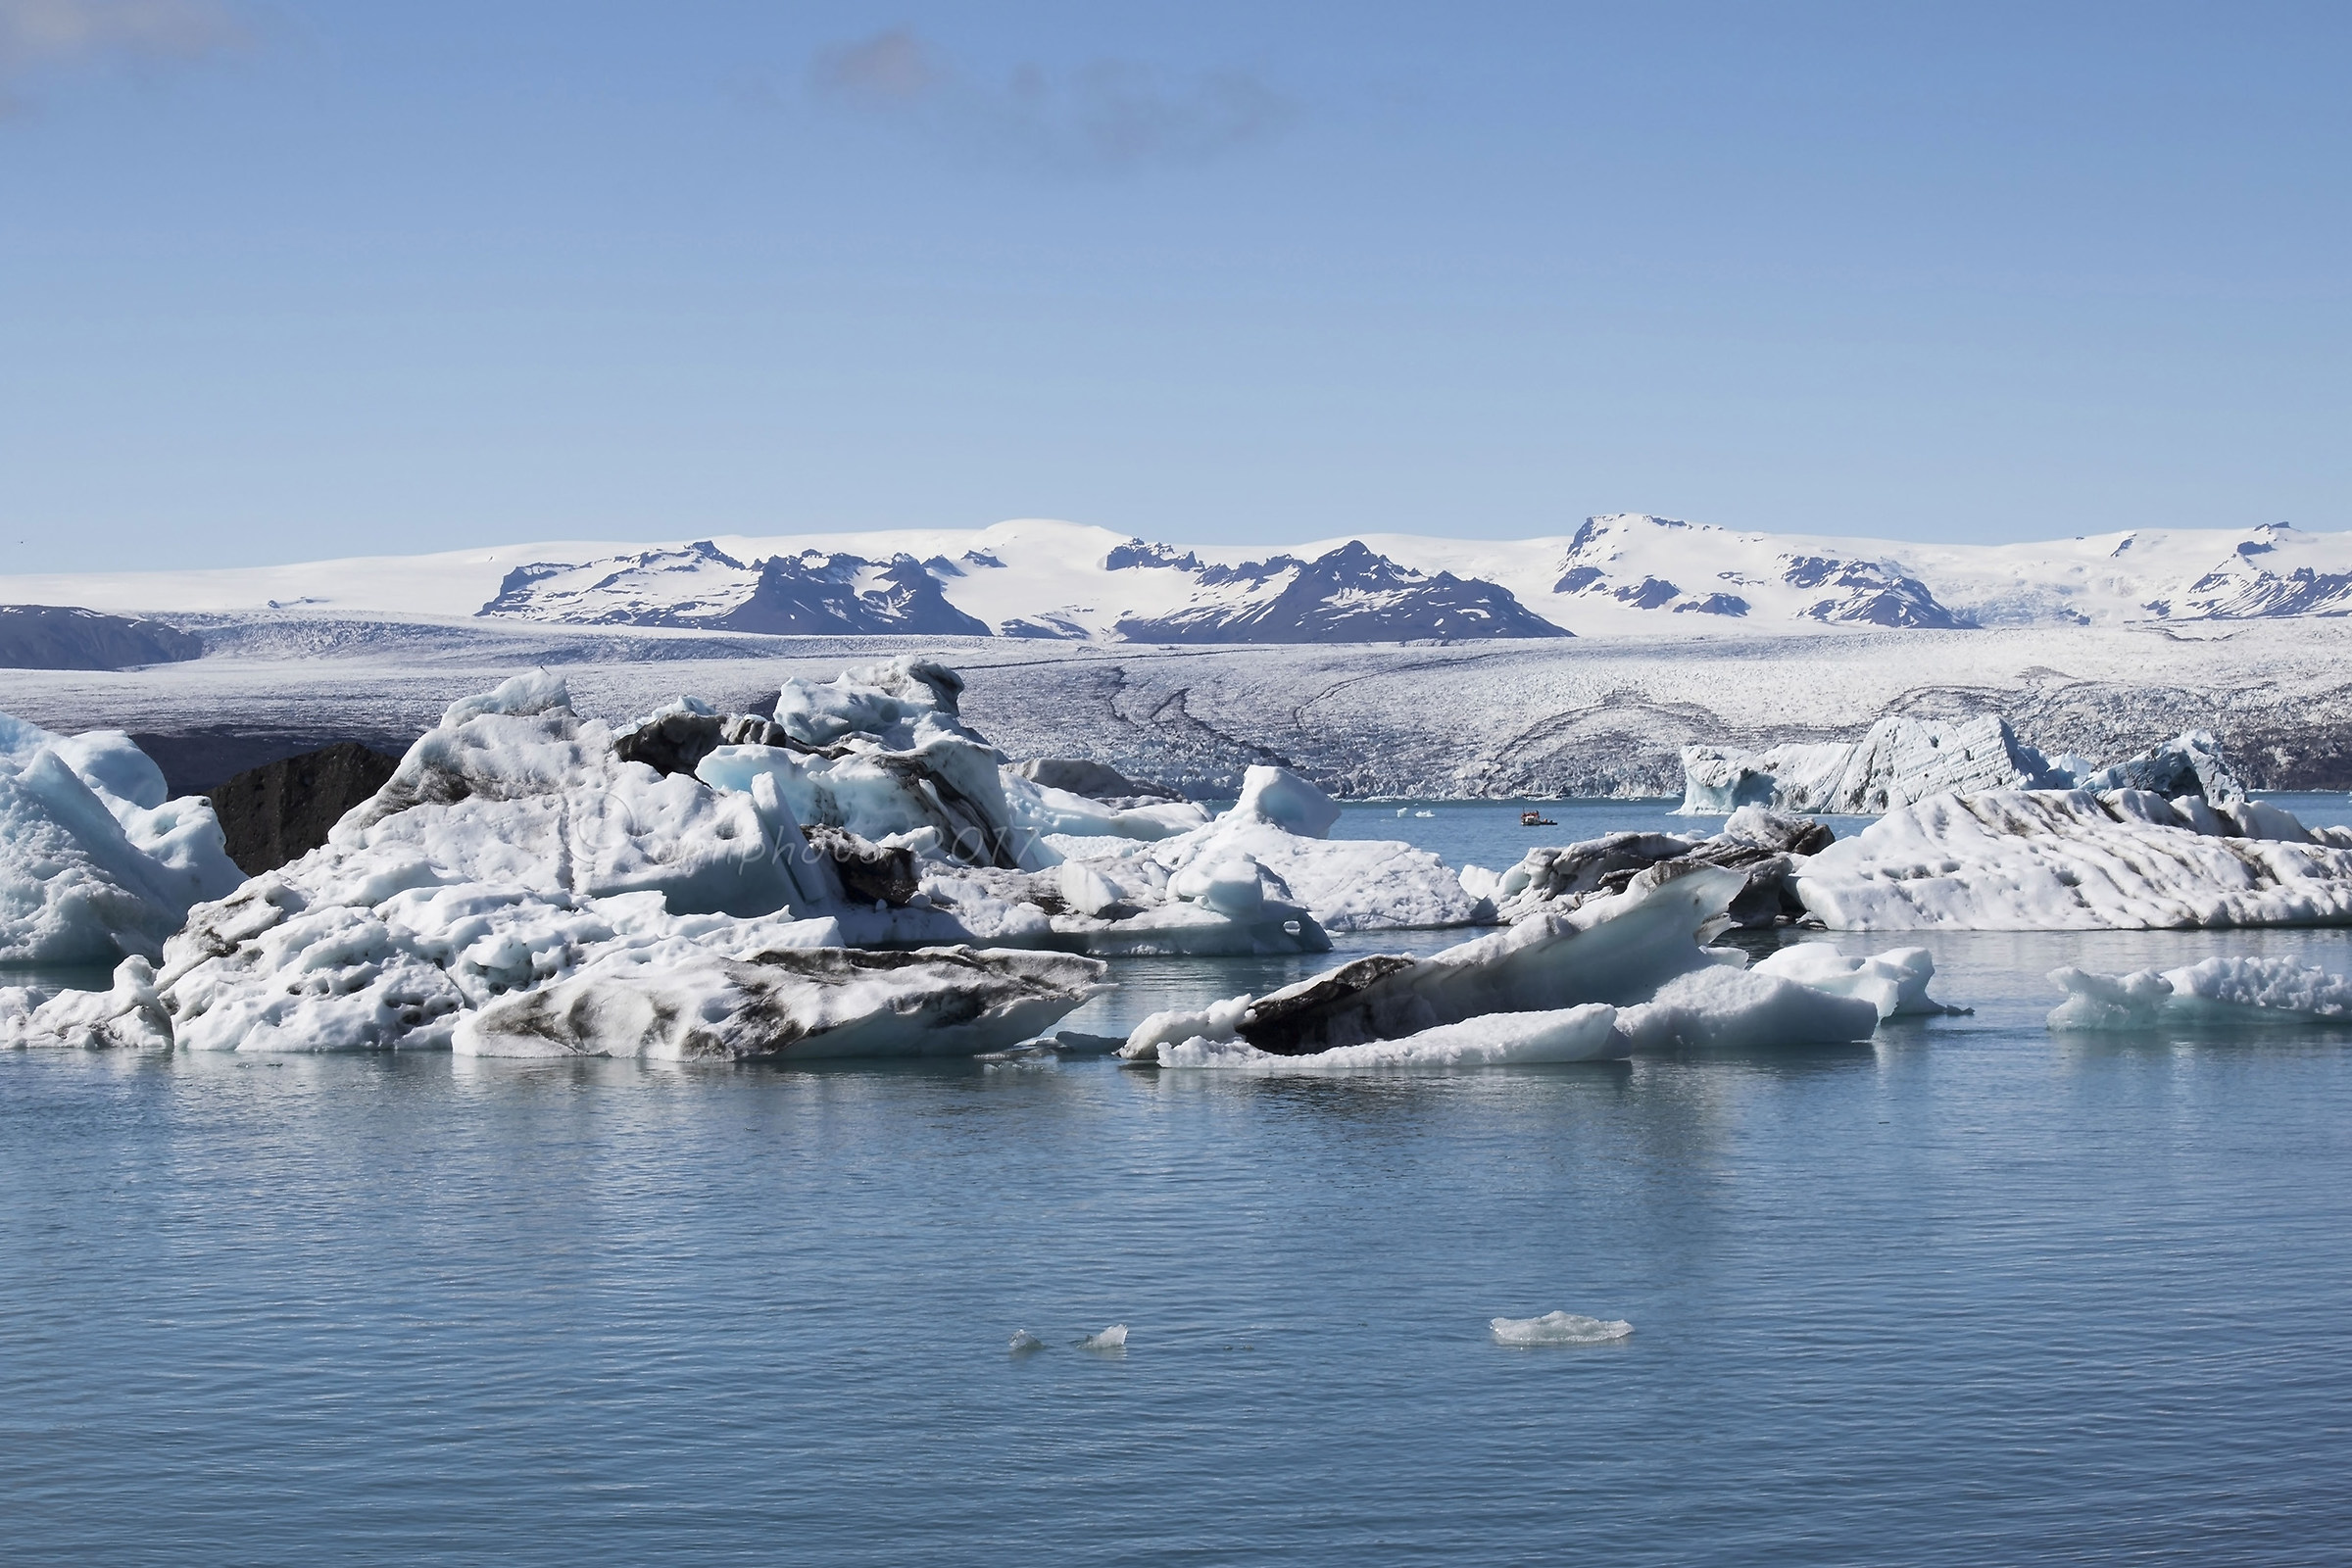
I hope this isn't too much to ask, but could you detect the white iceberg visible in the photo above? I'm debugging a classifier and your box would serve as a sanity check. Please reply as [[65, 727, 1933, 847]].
[[1153, 1004, 1626, 1069], [1794, 790, 2352, 930], [1750, 943, 1953, 1018], [2047, 956, 2352, 1031], [1489, 1312, 1634, 1346], [0, 712, 242, 965], [1678, 714, 2061, 816], [1612, 963, 1883, 1052], [0, 956, 173, 1051], [1125, 863, 1915, 1064]]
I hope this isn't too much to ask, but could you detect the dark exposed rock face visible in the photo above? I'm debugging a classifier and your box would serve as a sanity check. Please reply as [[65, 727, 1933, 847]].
[[0, 606, 201, 670], [612, 710, 790, 777], [1115, 541, 1571, 643], [207, 742, 403, 876], [805, 826, 921, 906]]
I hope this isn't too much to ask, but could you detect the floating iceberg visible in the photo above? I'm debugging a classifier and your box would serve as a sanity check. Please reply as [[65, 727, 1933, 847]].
[[1794, 790, 2352, 930], [133, 668, 1113, 1054], [457, 946, 1106, 1059], [1125, 863, 1915, 1065], [0, 956, 173, 1050], [0, 712, 242, 965], [2047, 956, 2352, 1031], [1750, 943, 1954, 1018], [2072, 731, 2244, 807], [1680, 719, 2249, 818], [1489, 1312, 1634, 1346], [1613, 964, 1884, 1052], [1679, 715, 2061, 816], [1480, 805, 1830, 930], [1153, 1004, 1626, 1069]]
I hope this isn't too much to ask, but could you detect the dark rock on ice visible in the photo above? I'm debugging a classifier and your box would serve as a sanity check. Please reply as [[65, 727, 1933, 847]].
[[806, 826, 921, 907], [207, 741, 403, 876]]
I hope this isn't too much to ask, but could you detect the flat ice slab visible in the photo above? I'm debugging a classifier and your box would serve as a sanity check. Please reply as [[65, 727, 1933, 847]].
[[1490, 1312, 1634, 1346]]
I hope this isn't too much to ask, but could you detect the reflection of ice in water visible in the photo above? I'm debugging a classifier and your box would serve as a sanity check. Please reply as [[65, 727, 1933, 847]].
[[1007, 1330, 1044, 1355], [1079, 1324, 1129, 1350], [1490, 1311, 1634, 1346]]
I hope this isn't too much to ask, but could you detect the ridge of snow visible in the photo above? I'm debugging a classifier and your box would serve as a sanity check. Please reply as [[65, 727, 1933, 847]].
[[8, 514, 2350, 643]]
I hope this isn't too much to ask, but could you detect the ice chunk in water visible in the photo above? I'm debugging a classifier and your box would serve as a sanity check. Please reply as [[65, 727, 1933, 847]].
[[1079, 1324, 1129, 1350], [1489, 1311, 1634, 1346]]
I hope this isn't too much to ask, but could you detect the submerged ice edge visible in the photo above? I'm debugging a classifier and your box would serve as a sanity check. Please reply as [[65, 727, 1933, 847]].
[[1490, 1312, 1636, 1347]]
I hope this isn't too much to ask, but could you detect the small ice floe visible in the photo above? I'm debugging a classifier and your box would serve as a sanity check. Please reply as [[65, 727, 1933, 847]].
[[2048, 956, 2352, 1031], [1490, 1311, 1635, 1347], [1078, 1323, 1129, 1351], [1007, 1329, 1045, 1355]]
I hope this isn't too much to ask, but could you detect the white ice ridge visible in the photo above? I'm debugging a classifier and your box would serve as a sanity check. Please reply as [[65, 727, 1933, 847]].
[[1125, 864, 1917, 1065], [2047, 956, 2352, 1031], [0, 711, 241, 965], [1490, 1312, 1634, 1346], [1795, 790, 2352, 931]]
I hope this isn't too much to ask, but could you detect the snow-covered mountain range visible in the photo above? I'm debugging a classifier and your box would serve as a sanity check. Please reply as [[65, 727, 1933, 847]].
[[6, 514, 2347, 643]]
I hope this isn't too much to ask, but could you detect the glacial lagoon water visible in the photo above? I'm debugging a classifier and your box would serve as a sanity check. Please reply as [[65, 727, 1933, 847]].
[[8, 798, 2352, 1564]]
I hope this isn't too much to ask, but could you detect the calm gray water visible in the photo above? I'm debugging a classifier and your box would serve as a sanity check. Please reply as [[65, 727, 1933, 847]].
[[7, 797, 2352, 1564]]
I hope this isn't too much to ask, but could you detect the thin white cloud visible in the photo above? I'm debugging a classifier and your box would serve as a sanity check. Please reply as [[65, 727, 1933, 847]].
[[813, 26, 943, 105], [811, 27, 1293, 174], [0, 0, 244, 107]]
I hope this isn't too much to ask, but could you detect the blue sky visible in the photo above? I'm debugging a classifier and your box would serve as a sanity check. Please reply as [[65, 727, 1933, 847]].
[[1, 1, 2346, 571]]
